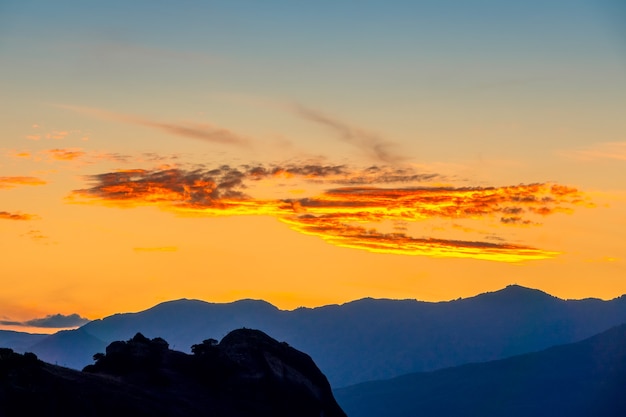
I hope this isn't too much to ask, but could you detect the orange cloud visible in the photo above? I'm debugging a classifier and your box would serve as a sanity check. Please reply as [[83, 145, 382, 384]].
[[0, 176, 47, 189], [584, 256, 620, 263], [25, 130, 70, 141], [70, 166, 587, 262], [22, 229, 48, 240], [45, 130, 69, 140], [44, 148, 86, 161], [280, 216, 555, 262], [0, 211, 38, 221], [8, 151, 32, 159]]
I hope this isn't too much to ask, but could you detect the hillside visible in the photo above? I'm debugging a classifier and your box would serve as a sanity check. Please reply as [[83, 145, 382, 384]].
[[0, 330, 46, 353], [334, 324, 626, 417], [0, 329, 346, 417]]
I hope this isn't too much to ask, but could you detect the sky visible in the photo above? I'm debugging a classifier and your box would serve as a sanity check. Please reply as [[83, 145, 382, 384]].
[[1, 0, 625, 333]]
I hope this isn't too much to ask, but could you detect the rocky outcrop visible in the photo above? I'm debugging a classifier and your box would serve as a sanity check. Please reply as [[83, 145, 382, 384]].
[[0, 329, 346, 417], [215, 329, 346, 417]]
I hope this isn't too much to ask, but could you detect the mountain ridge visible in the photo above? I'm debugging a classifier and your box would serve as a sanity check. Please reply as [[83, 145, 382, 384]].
[[4, 284, 626, 387]]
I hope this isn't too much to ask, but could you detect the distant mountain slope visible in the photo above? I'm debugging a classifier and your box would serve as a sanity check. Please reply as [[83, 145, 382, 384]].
[[0, 330, 46, 353], [334, 324, 626, 417], [28, 327, 106, 368], [0, 329, 346, 417], [23, 285, 626, 387]]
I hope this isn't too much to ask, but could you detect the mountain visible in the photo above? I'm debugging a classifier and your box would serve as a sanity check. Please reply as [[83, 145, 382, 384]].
[[334, 323, 626, 417], [0, 329, 346, 417], [18, 285, 626, 387], [0, 330, 46, 353], [27, 327, 106, 368]]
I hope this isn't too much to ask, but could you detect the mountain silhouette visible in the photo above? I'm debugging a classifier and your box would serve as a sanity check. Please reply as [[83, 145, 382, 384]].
[[0, 328, 346, 417], [27, 327, 106, 368], [334, 323, 626, 417], [7, 285, 626, 387], [0, 330, 46, 353]]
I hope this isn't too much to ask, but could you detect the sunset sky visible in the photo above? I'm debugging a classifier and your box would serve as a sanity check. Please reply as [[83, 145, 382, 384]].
[[1, 0, 625, 333]]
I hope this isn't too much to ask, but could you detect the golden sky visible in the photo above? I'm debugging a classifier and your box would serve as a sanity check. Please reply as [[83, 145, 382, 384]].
[[1, 1, 625, 333]]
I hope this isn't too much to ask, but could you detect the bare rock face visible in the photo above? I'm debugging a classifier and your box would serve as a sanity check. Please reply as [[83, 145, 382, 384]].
[[0, 329, 347, 417]]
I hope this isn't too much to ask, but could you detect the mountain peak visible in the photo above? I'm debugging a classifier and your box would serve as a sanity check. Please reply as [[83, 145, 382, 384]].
[[148, 297, 279, 312], [487, 284, 556, 300]]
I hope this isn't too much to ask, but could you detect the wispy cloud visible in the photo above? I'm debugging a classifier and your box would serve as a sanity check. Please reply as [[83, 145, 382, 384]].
[[24, 131, 70, 141], [88, 151, 133, 163], [43, 148, 87, 161], [561, 141, 626, 161], [0, 177, 44, 221], [243, 163, 440, 184], [280, 216, 556, 262], [22, 229, 49, 241], [584, 256, 620, 263], [70, 164, 588, 262], [0, 211, 38, 221], [8, 148, 136, 165], [59, 105, 251, 147], [10, 151, 32, 159], [293, 104, 404, 164], [133, 246, 178, 252], [0, 313, 89, 328], [0, 176, 47, 189]]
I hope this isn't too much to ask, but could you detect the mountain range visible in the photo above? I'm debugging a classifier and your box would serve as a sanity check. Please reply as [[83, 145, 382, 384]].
[[3, 285, 626, 388], [334, 323, 626, 417]]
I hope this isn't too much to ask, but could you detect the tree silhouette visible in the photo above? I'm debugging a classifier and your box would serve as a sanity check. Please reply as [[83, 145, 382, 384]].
[[191, 338, 218, 356]]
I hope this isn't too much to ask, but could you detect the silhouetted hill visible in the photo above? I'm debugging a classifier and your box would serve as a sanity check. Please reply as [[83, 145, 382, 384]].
[[28, 328, 106, 368], [0, 330, 46, 353], [17, 285, 626, 387], [0, 329, 346, 417], [334, 323, 626, 417]]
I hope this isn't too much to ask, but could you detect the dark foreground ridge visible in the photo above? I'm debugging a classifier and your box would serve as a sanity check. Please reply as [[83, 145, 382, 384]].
[[0, 328, 347, 417]]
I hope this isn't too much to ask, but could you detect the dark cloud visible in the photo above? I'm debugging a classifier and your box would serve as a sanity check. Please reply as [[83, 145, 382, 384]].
[[1, 313, 89, 328], [75, 167, 249, 208], [500, 216, 533, 225], [0, 211, 37, 221], [500, 207, 524, 215], [293, 104, 405, 164], [25, 313, 89, 328], [60, 105, 250, 147], [243, 163, 441, 185], [139, 120, 250, 147]]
